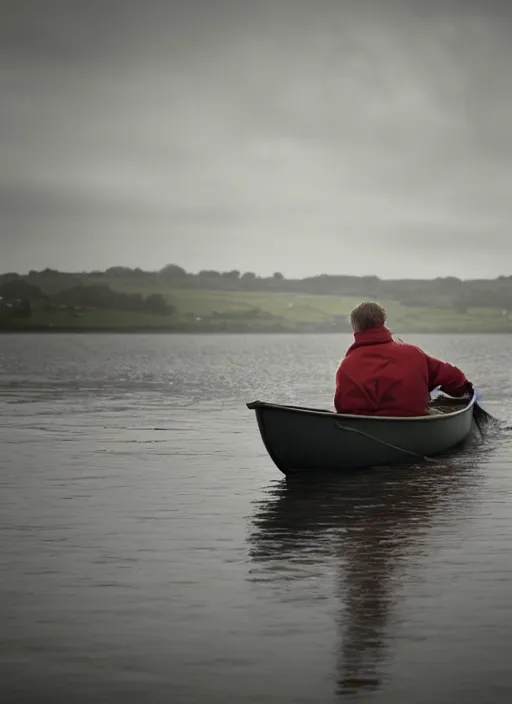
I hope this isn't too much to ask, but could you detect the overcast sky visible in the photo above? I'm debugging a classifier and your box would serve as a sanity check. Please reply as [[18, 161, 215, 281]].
[[2, 0, 511, 278]]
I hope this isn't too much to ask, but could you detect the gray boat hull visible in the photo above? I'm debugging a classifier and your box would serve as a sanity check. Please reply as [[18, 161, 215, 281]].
[[247, 396, 476, 474]]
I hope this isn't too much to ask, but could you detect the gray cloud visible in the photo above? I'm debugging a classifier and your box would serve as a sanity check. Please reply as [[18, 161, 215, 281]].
[[2, 0, 512, 277]]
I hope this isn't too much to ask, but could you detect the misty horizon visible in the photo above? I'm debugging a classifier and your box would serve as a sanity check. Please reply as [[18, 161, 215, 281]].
[[2, 0, 512, 279]]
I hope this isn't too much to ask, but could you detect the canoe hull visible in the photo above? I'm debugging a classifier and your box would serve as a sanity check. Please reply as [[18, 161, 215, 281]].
[[247, 398, 476, 474]]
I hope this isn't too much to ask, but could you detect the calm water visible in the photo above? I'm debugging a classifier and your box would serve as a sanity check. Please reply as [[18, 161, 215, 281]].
[[1, 333, 512, 703]]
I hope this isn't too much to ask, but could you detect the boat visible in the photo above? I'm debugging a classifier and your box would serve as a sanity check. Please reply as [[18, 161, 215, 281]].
[[247, 393, 477, 475]]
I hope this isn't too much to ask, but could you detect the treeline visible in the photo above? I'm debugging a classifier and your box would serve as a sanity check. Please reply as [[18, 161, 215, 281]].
[[51, 285, 173, 315], [150, 265, 512, 310], [2, 265, 512, 311], [0, 279, 174, 319]]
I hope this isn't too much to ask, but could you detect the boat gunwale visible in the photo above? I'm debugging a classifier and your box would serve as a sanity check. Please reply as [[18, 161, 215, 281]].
[[246, 395, 475, 422]]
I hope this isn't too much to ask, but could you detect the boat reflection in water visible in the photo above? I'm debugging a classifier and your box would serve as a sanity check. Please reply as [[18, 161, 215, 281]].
[[247, 448, 483, 697]]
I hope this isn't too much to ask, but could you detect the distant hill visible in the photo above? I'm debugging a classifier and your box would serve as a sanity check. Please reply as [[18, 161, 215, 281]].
[[2, 265, 512, 312], [1, 265, 512, 333]]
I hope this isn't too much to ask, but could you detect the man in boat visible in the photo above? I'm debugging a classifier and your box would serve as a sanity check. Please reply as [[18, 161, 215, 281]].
[[334, 301, 473, 416]]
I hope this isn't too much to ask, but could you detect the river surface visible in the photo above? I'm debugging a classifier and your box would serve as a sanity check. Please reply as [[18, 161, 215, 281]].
[[1, 333, 512, 703]]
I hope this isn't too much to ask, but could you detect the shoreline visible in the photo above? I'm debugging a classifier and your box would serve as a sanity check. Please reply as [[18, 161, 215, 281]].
[[1, 327, 511, 335]]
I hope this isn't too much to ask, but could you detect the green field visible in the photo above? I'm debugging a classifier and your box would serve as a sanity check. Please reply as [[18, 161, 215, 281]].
[[99, 280, 512, 332], [3, 276, 512, 332], [172, 289, 357, 321]]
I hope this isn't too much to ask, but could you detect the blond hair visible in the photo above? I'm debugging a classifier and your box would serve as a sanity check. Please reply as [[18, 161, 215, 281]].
[[350, 301, 387, 332]]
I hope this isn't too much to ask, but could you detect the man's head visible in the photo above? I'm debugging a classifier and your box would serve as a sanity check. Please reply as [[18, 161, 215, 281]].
[[349, 301, 387, 333]]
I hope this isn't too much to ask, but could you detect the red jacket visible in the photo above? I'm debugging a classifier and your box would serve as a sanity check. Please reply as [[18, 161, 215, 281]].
[[334, 327, 471, 416]]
